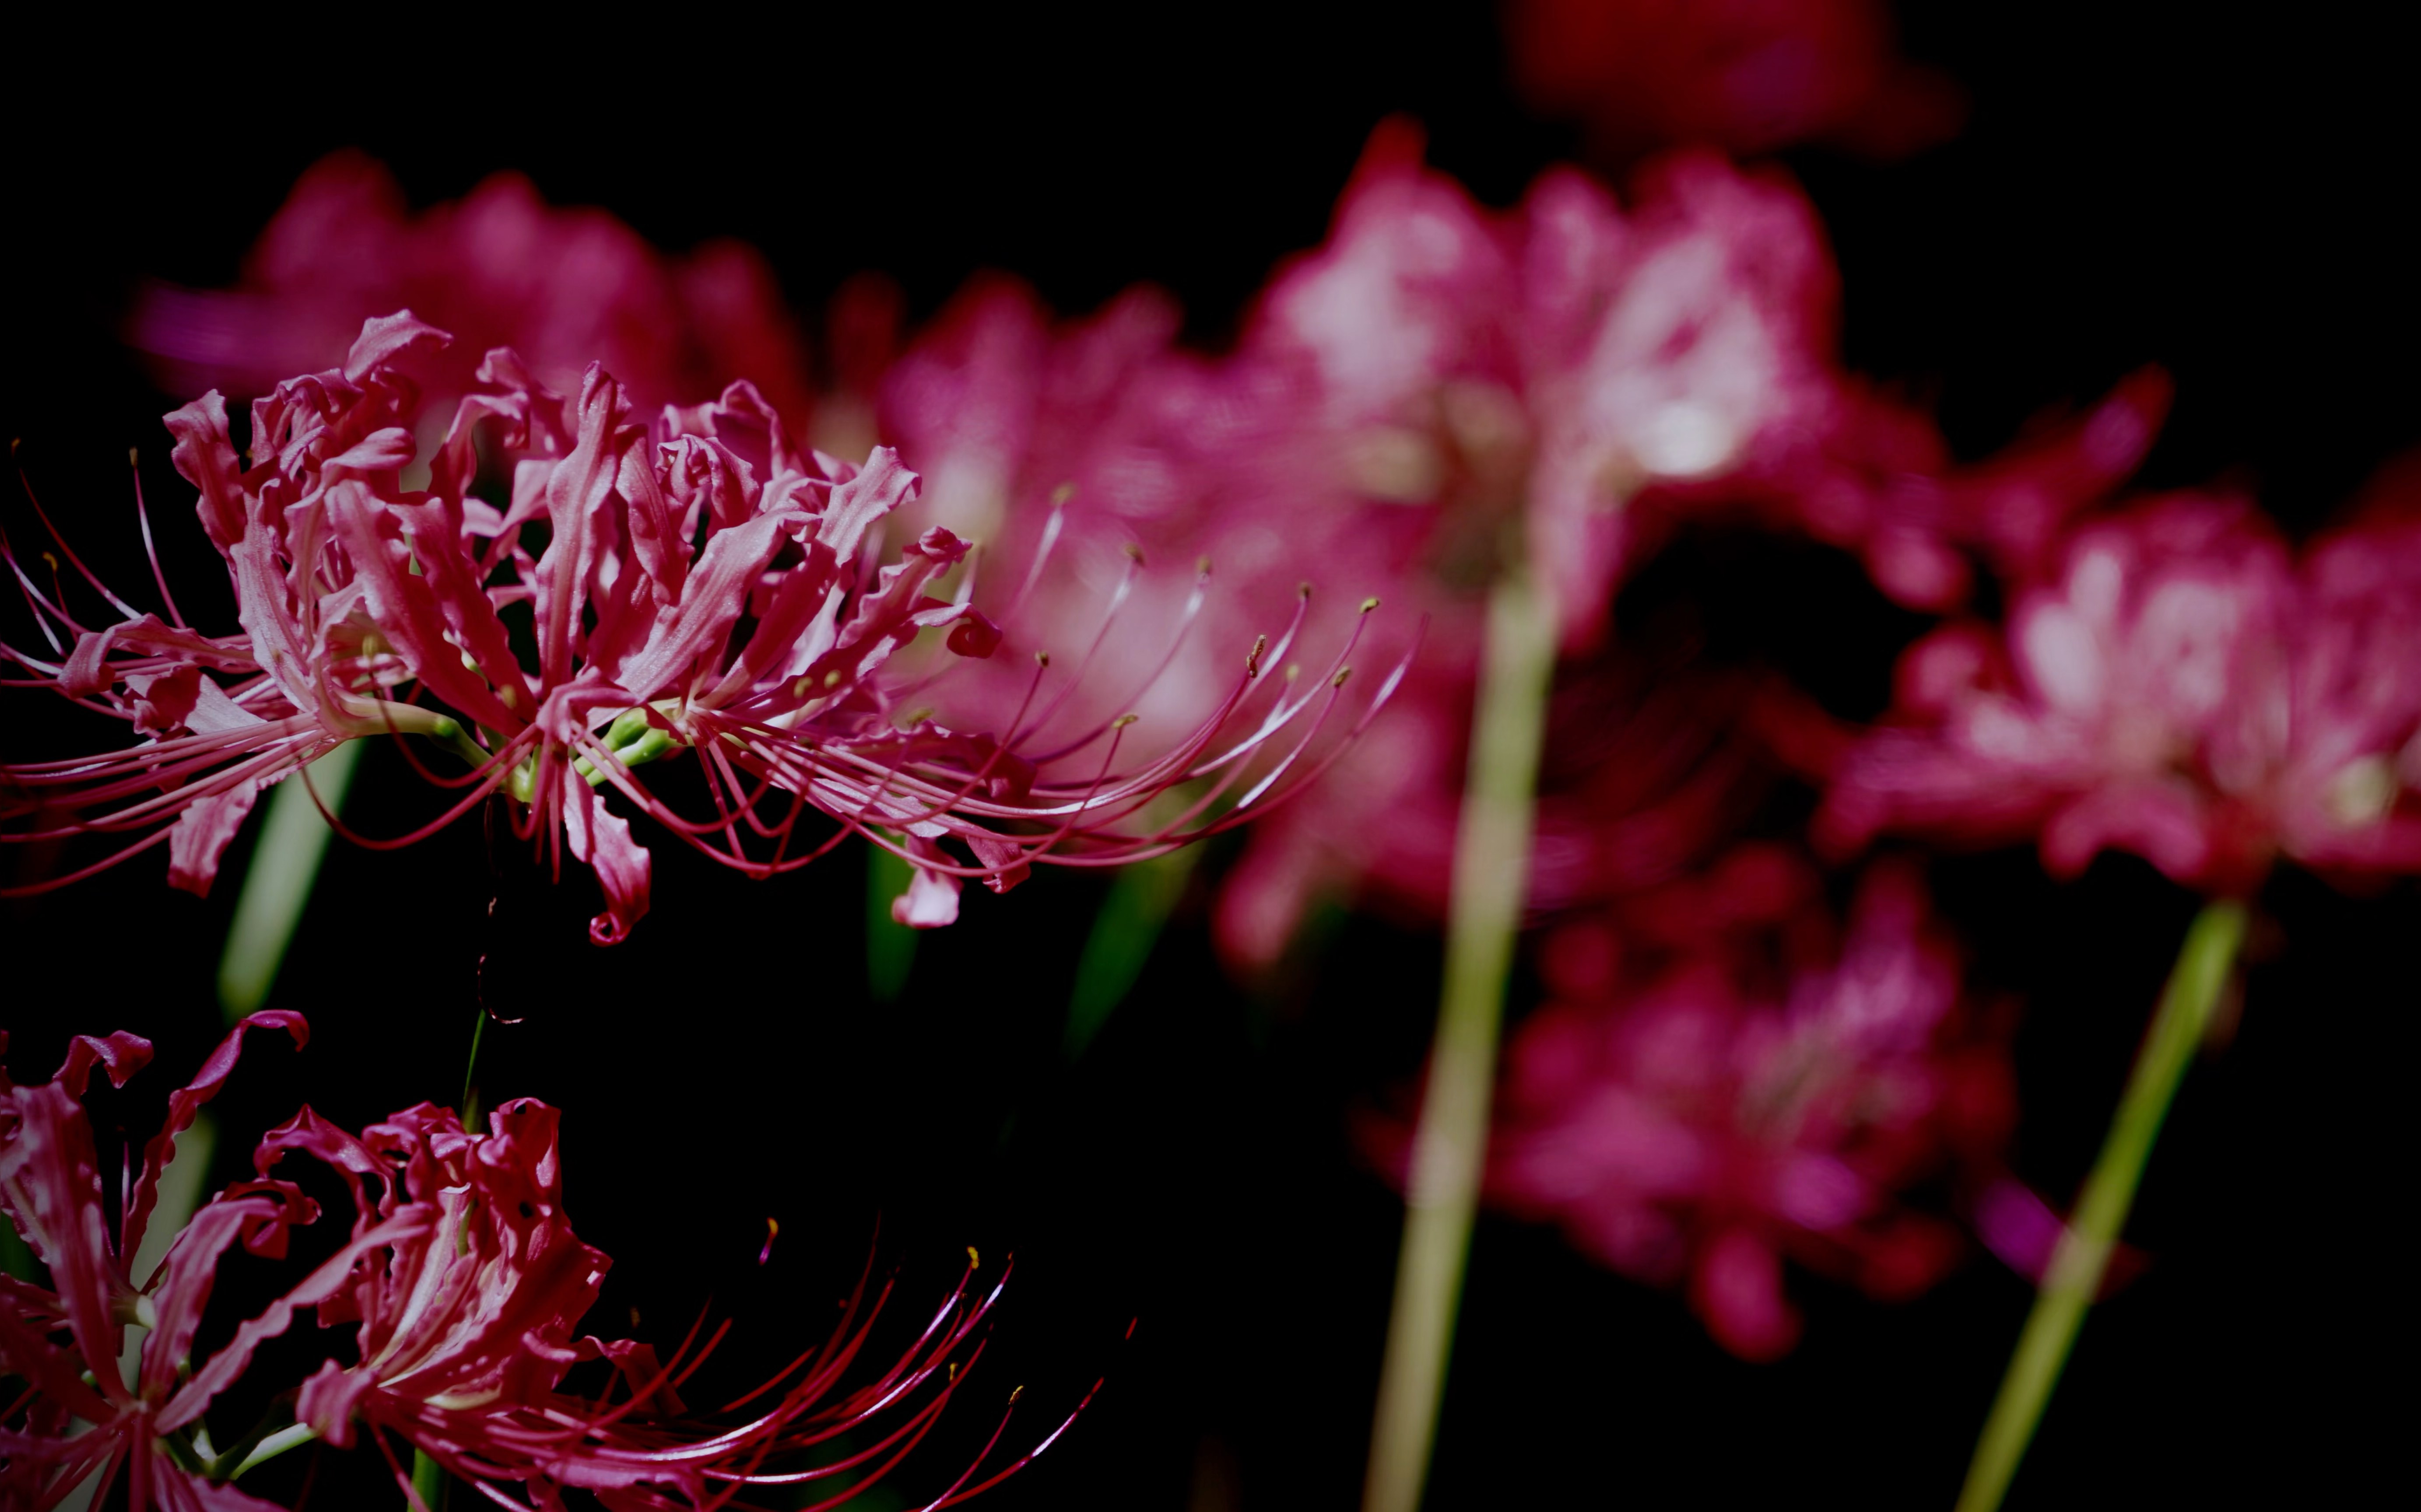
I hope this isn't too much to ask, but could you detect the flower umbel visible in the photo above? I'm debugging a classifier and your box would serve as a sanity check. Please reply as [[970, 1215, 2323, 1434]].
[[2, 313, 1408, 939], [0, 1019, 1093, 1509]]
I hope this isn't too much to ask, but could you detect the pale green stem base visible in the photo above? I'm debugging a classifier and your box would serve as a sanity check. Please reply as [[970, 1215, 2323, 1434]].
[[219, 738, 364, 1020], [1362, 568, 1556, 1512], [229, 1422, 316, 1480], [1954, 899, 2248, 1512]]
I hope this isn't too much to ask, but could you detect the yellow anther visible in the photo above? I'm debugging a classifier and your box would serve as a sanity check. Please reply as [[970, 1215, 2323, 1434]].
[[1051, 483, 1076, 506], [1113, 713, 1140, 728], [1333, 666, 1353, 687], [1123, 542, 1146, 564], [1360, 596, 1380, 613], [1246, 634, 1267, 676], [1035, 651, 1051, 668], [792, 677, 812, 698], [824, 668, 843, 688], [968, 1245, 981, 1269], [1196, 555, 1212, 576], [128, 447, 140, 467]]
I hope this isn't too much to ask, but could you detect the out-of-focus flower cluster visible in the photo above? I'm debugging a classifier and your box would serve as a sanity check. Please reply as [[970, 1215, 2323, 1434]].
[[1, 1018, 1070, 1510], [1484, 855, 2013, 1359], [1500, 0, 1968, 162], [28, 63, 2421, 1363]]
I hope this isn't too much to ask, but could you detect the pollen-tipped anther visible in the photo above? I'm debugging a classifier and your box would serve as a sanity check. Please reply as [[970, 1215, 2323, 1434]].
[[1361, 596, 1380, 613]]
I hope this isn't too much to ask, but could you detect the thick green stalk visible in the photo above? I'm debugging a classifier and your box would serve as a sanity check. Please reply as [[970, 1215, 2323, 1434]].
[[866, 838, 919, 1001], [411, 1447, 448, 1510], [1362, 566, 1556, 1512], [1954, 899, 2248, 1512], [219, 739, 364, 1019]]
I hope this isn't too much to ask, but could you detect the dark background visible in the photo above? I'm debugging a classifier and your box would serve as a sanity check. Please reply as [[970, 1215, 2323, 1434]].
[[4, 4, 2414, 1506]]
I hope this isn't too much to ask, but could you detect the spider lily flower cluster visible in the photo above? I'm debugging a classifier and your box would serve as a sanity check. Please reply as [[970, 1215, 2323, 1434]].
[[0, 1017, 1078, 1510], [876, 121, 2169, 974], [0, 313, 1406, 938], [1474, 856, 2013, 1359], [1816, 495, 2421, 893]]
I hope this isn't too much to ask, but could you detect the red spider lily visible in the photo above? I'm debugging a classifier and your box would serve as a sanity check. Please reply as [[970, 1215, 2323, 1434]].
[[1452, 857, 2014, 1360], [1814, 496, 2421, 892], [1, 314, 1409, 939], [877, 123, 2170, 969], [2, 1018, 1096, 1511], [254, 1098, 1076, 1512], [0, 1011, 344, 1510]]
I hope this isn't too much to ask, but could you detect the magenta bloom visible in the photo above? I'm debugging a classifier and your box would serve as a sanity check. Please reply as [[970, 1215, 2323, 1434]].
[[127, 151, 819, 436], [1476, 858, 2014, 1359], [1502, 0, 1967, 161], [4, 314, 1393, 936], [255, 1099, 1045, 1510], [1, 1012, 339, 1510], [1815, 495, 2421, 891], [3, 1019, 1085, 1510]]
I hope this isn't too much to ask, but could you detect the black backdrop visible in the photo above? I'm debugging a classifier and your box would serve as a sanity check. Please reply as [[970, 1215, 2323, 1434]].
[[4, 5, 2414, 1506]]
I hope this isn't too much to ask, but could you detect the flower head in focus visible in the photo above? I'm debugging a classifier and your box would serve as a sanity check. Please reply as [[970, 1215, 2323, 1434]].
[[253, 1097, 1060, 1510], [1814, 494, 2421, 892], [0, 1012, 331, 1509], [1, 1018, 1086, 1509], [4, 313, 1403, 937], [1468, 855, 2014, 1359]]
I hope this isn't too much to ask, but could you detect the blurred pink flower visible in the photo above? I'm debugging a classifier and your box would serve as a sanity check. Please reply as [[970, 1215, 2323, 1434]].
[[879, 123, 2166, 969], [127, 151, 820, 434], [1473, 858, 2014, 1359], [4, 315, 1397, 936], [1815, 495, 2421, 891], [1502, 0, 1967, 161]]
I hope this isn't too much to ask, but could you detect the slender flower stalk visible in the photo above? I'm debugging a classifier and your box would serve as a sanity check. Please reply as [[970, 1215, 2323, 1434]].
[[1954, 900, 2247, 1512], [218, 738, 361, 1018], [1064, 847, 1200, 1059], [1363, 560, 1556, 1512]]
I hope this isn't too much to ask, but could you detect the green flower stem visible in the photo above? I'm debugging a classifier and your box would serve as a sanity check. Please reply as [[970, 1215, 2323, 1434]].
[[411, 1446, 448, 1510], [1363, 564, 1556, 1512], [227, 1422, 316, 1480], [866, 838, 919, 1001], [1065, 847, 1200, 1059], [1954, 898, 2248, 1512], [218, 739, 364, 1020]]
